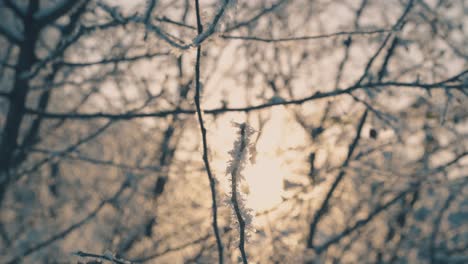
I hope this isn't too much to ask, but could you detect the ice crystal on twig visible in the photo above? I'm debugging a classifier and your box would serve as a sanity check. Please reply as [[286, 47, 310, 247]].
[[225, 122, 256, 263]]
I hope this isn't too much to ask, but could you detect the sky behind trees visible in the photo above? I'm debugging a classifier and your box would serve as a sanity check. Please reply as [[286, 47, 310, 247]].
[[0, 0, 467, 263]]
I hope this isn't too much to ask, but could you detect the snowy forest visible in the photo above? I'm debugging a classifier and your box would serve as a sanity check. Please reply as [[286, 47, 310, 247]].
[[0, 0, 467, 263]]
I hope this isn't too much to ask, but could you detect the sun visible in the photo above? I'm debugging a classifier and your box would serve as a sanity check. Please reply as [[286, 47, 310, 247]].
[[209, 109, 289, 212], [244, 156, 284, 211]]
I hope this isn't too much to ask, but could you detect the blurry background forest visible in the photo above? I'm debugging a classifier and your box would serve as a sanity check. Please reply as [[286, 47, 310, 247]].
[[0, 0, 467, 263]]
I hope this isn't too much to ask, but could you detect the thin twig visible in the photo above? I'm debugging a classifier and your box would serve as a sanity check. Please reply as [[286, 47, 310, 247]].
[[224, 0, 287, 32], [193, 1, 224, 263], [429, 179, 467, 264], [74, 250, 132, 264], [24, 73, 468, 120], [6, 180, 129, 264], [221, 29, 392, 43], [307, 109, 368, 248]]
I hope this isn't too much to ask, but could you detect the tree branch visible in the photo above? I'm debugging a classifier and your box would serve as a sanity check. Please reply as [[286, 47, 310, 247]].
[[0, 24, 23, 44], [34, 0, 87, 27], [6, 180, 129, 264], [307, 109, 368, 248], [221, 28, 392, 43], [4, 0, 26, 18], [193, 1, 224, 263], [73, 250, 133, 264], [24, 74, 467, 120]]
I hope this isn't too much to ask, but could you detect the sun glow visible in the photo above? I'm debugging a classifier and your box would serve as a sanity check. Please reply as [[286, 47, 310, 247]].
[[244, 157, 284, 211], [210, 108, 293, 212]]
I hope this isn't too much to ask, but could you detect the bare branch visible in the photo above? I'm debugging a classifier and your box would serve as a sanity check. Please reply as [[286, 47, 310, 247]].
[[73, 250, 133, 264], [4, 0, 26, 18], [131, 232, 215, 262], [60, 52, 171, 67], [34, 0, 87, 27], [6, 180, 129, 264], [429, 180, 467, 264], [24, 73, 468, 120], [314, 190, 408, 253], [192, 1, 224, 263], [0, 24, 23, 44], [221, 29, 392, 43], [224, 0, 287, 32], [0, 91, 10, 98], [192, 0, 230, 46], [155, 16, 196, 29], [307, 109, 368, 248]]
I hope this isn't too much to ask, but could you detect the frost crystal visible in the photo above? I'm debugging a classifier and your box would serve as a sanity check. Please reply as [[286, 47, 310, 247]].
[[226, 122, 256, 182], [225, 122, 256, 248]]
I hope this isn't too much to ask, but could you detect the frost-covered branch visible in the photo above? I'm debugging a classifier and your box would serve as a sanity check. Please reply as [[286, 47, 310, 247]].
[[226, 122, 256, 264]]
